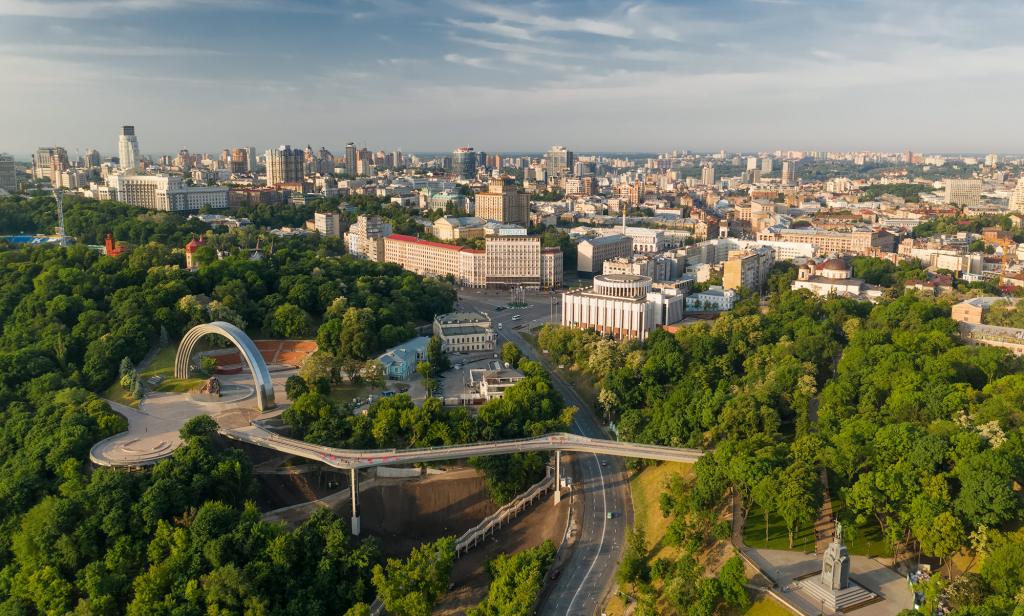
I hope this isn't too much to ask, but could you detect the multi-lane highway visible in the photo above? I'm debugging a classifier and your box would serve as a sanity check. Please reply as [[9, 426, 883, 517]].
[[455, 289, 633, 616]]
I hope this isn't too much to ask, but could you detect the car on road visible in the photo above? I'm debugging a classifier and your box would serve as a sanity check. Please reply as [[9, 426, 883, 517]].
[[601, 460, 607, 466], [512, 315, 522, 321], [498, 323, 502, 329], [495, 306, 504, 311], [550, 569, 561, 580], [453, 351, 460, 356]]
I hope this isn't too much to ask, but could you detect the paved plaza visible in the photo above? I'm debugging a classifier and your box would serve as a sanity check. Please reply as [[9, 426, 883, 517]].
[[744, 548, 914, 616], [90, 368, 294, 467]]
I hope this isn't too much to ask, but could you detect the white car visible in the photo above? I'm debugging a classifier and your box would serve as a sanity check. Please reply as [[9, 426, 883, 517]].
[[512, 315, 522, 321]]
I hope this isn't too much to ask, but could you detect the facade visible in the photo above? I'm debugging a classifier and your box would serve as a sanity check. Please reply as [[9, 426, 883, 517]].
[[626, 227, 666, 253], [761, 158, 773, 173], [686, 286, 737, 311], [345, 143, 357, 176], [722, 246, 774, 291], [781, 161, 797, 186], [945, 178, 982, 207], [231, 148, 248, 174], [344, 215, 392, 260], [377, 336, 430, 380], [433, 216, 485, 240], [314, 211, 341, 237], [561, 274, 690, 341], [701, 164, 715, 186], [266, 145, 303, 186], [541, 248, 563, 289], [1010, 178, 1024, 213], [475, 176, 529, 225], [577, 234, 633, 278], [472, 368, 527, 401], [757, 227, 887, 253], [106, 172, 228, 211], [546, 146, 574, 180], [951, 296, 1019, 324], [184, 235, 206, 270], [485, 235, 541, 289], [0, 154, 17, 192], [433, 312, 496, 353], [118, 126, 140, 169], [421, 189, 467, 212], [452, 147, 476, 179], [382, 233, 561, 290]]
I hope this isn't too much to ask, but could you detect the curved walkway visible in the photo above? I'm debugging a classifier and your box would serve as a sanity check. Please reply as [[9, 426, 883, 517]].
[[219, 425, 706, 469]]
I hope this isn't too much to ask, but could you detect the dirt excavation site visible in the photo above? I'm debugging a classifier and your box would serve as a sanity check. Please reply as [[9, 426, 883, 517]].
[[234, 436, 576, 616]]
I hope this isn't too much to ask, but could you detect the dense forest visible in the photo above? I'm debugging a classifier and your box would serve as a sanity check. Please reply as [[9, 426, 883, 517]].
[[535, 265, 1024, 615], [0, 194, 459, 615]]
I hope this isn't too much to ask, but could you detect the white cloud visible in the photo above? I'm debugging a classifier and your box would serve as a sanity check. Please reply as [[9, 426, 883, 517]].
[[444, 53, 491, 68]]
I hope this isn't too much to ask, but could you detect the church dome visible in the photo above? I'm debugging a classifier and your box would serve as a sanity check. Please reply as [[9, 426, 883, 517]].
[[819, 258, 849, 271]]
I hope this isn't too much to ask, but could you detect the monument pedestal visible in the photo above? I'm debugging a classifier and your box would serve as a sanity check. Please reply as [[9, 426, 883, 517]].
[[795, 523, 878, 612]]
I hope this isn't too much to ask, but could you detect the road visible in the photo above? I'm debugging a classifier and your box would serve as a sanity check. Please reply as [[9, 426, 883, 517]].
[[457, 288, 632, 616]]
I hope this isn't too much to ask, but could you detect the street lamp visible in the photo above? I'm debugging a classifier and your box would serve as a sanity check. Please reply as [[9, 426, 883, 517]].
[[867, 542, 872, 559]]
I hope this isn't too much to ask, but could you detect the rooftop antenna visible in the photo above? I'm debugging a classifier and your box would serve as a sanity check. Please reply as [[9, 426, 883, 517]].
[[55, 189, 67, 246]]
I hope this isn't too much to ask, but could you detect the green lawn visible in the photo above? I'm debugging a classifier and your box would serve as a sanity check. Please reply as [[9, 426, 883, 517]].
[[743, 502, 817, 552], [326, 381, 390, 406], [743, 500, 887, 557], [102, 343, 209, 406]]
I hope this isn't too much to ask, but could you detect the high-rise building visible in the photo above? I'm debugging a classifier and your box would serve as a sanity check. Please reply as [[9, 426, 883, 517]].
[[33, 146, 66, 180], [452, 147, 476, 179], [762, 158, 773, 174], [0, 154, 16, 193], [474, 176, 529, 225], [546, 146, 574, 180], [345, 143, 357, 176], [1009, 178, 1024, 213], [48, 148, 70, 185], [265, 145, 303, 186], [314, 211, 342, 237], [393, 150, 403, 167], [781, 161, 797, 186], [86, 149, 101, 168], [747, 157, 758, 171], [231, 148, 248, 174], [701, 164, 715, 186], [118, 126, 140, 169], [945, 178, 982, 207], [246, 147, 257, 172]]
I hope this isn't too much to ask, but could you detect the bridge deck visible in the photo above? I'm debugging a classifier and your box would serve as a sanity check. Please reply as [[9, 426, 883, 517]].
[[219, 426, 705, 469]]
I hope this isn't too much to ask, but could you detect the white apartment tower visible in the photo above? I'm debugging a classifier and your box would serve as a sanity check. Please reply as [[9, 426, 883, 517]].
[[701, 164, 716, 186], [1010, 178, 1024, 213], [781, 161, 797, 186], [118, 126, 140, 169]]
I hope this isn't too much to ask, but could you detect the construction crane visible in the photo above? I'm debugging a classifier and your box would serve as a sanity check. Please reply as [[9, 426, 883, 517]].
[[55, 189, 67, 246]]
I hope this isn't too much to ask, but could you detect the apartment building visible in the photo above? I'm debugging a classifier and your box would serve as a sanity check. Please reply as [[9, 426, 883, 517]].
[[105, 172, 228, 211], [757, 227, 888, 253], [314, 211, 341, 237], [561, 274, 690, 341], [266, 145, 303, 186], [344, 215, 392, 260], [722, 246, 774, 291], [433, 311, 496, 353], [475, 176, 529, 225], [0, 154, 16, 192], [577, 234, 633, 278], [945, 178, 982, 207], [541, 248, 563, 289]]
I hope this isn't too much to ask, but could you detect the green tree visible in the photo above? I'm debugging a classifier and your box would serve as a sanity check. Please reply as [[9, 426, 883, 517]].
[[502, 342, 523, 369], [427, 335, 450, 372], [267, 303, 312, 338], [719, 555, 748, 608], [200, 356, 218, 376], [468, 540, 556, 616], [372, 537, 456, 616], [616, 525, 649, 593], [180, 414, 220, 442]]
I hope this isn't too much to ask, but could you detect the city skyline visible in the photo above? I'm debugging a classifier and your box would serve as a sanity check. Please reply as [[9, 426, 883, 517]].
[[2, 0, 1024, 154]]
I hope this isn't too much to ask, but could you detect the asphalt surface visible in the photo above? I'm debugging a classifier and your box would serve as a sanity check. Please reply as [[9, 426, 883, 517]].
[[455, 289, 631, 616]]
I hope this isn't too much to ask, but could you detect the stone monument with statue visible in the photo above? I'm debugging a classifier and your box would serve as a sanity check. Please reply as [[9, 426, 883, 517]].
[[797, 522, 877, 612]]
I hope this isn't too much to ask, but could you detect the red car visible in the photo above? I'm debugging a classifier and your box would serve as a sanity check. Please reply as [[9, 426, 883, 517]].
[[550, 569, 561, 580]]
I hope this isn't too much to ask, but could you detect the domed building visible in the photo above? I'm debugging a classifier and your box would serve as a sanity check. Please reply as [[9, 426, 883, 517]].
[[791, 257, 883, 300]]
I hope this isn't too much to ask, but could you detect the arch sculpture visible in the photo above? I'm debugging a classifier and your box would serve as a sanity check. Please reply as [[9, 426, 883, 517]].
[[174, 321, 276, 410]]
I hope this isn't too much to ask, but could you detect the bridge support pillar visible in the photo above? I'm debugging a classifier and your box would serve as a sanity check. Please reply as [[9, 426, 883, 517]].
[[554, 450, 561, 505], [350, 468, 361, 536]]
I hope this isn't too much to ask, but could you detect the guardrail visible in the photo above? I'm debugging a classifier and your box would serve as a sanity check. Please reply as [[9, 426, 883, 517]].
[[219, 427, 706, 470], [455, 468, 555, 556]]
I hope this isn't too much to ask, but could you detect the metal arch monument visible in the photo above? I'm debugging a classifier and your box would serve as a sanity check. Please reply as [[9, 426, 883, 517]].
[[175, 321, 276, 410]]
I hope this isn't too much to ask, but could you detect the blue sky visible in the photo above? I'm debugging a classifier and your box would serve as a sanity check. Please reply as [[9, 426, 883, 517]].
[[2, 0, 1023, 157]]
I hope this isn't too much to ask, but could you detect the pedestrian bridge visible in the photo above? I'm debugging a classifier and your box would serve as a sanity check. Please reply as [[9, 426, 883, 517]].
[[219, 425, 706, 469]]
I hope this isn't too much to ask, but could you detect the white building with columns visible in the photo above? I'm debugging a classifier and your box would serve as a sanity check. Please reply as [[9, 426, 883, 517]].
[[561, 274, 690, 341]]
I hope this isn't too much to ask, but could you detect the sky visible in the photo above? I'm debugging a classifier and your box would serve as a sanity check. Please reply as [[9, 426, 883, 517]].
[[2, 0, 1023, 158]]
